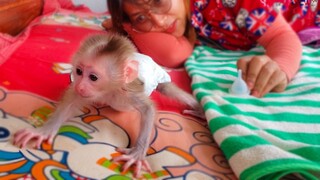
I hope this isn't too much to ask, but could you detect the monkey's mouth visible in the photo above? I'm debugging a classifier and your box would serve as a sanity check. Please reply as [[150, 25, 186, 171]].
[[78, 93, 93, 99]]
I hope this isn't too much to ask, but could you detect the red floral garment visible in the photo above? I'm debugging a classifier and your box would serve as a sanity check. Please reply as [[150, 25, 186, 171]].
[[191, 0, 320, 50]]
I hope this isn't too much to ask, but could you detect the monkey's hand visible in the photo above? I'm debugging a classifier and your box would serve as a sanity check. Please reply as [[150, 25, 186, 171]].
[[13, 128, 56, 149], [113, 147, 152, 178]]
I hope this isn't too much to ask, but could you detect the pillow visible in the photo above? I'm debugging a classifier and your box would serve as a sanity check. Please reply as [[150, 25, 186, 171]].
[[42, 0, 90, 15], [40, 9, 110, 30]]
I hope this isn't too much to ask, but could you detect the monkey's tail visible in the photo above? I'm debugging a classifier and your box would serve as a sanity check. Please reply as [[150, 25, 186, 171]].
[[157, 82, 206, 120], [156, 83, 199, 109]]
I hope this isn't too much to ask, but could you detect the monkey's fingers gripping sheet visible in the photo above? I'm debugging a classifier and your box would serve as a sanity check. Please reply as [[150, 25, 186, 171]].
[[185, 45, 320, 180], [13, 128, 55, 149], [0, 1, 237, 180], [112, 147, 152, 178]]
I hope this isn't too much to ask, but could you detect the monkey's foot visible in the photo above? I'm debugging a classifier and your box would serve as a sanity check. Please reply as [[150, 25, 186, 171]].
[[113, 147, 152, 178], [13, 129, 55, 149]]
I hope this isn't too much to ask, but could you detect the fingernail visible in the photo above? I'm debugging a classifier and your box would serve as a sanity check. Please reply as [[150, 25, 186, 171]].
[[247, 82, 254, 89], [251, 90, 259, 97]]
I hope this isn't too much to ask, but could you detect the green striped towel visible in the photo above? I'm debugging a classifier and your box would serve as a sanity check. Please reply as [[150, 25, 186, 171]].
[[185, 46, 320, 180]]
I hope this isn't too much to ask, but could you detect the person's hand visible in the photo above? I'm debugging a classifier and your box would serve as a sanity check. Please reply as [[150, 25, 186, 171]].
[[237, 55, 288, 97], [102, 19, 113, 30]]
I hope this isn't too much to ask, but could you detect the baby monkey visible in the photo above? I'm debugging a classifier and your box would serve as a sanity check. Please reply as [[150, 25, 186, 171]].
[[13, 33, 204, 177]]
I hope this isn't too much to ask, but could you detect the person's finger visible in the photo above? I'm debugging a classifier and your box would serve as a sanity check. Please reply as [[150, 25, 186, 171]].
[[271, 71, 288, 93], [246, 56, 269, 90], [102, 19, 113, 30], [237, 56, 252, 80], [251, 61, 277, 97], [260, 70, 287, 97]]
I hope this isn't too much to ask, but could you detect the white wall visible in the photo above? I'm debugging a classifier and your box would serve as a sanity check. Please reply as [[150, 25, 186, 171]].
[[72, 0, 107, 13]]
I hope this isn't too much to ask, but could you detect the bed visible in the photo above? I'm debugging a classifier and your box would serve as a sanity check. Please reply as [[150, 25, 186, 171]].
[[0, 0, 236, 179], [1, 1, 320, 180]]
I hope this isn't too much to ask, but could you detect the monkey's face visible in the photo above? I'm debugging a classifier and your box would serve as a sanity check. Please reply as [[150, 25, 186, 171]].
[[72, 55, 126, 101], [73, 65, 99, 99], [72, 61, 112, 101]]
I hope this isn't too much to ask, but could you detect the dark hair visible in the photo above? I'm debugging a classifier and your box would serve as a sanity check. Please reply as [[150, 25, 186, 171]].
[[107, 0, 128, 35]]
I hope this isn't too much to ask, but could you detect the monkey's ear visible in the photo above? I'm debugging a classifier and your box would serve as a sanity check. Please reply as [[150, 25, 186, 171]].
[[124, 60, 139, 83]]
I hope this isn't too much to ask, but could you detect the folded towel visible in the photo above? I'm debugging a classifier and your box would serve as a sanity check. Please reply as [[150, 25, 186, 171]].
[[185, 46, 320, 180]]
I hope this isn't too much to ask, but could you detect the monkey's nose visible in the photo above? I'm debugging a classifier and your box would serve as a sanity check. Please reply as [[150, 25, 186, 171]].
[[76, 87, 90, 98]]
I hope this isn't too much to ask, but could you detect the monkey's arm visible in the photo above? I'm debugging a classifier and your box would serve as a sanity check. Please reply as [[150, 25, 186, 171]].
[[112, 94, 155, 177], [13, 88, 78, 148]]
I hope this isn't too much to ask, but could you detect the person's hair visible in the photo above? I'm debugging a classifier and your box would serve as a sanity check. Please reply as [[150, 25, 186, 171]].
[[184, 0, 196, 44], [107, 0, 196, 44], [107, 0, 128, 35]]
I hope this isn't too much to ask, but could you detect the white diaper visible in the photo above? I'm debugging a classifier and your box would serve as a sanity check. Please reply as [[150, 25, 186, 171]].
[[132, 53, 171, 96]]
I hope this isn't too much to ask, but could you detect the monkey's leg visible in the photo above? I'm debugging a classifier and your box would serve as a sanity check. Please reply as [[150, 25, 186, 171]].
[[112, 97, 155, 178]]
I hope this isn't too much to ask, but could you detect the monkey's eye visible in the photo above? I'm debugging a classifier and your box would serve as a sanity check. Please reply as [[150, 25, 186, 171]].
[[89, 74, 98, 81], [76, 68, 83, 76]]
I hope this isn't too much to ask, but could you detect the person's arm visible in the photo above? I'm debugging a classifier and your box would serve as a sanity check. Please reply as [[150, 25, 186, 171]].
[[258, 13, 302, 81], [237, 13, 302, 97], [125, 26, 194, 68]]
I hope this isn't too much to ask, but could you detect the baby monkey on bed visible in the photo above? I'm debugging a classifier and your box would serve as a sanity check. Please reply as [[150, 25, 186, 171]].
[[13, 33, 204, 177]]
